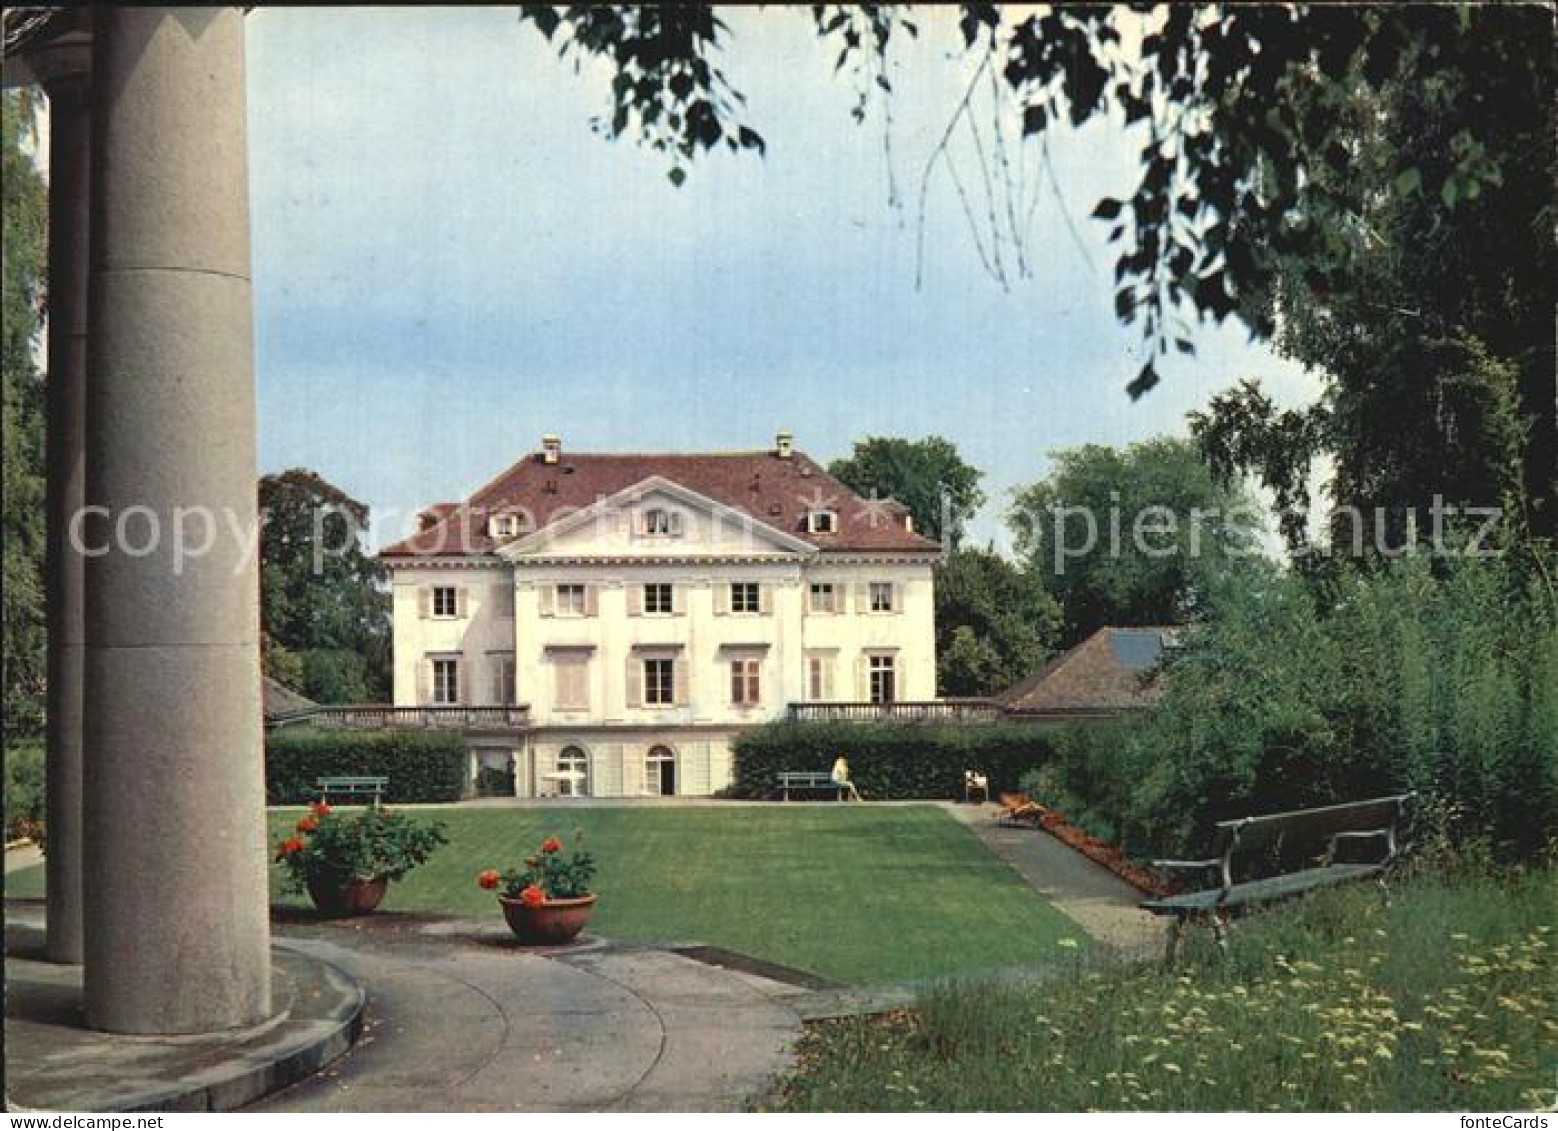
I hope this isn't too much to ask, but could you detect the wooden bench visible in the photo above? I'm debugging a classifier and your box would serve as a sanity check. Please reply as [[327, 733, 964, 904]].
[[1141, 792, 1415, 963], [776, 771, 845, 801], [315, 775, 389, 806]]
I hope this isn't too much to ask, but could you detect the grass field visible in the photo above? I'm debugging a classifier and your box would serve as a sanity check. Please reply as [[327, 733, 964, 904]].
[[7, 804, 1085, 985], [770, 863, 1558, 1111]]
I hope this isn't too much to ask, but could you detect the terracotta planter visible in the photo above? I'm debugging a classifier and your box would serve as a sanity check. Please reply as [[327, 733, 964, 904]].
[[306, 871, 389, 917], [498, 893, 597, 945]]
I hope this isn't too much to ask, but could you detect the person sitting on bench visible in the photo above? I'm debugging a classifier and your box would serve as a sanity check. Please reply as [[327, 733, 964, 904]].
[[831, 755, 863, 802]]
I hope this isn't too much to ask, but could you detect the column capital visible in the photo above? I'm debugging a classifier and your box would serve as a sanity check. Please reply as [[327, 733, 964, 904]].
[[26, 38, 92, 97]]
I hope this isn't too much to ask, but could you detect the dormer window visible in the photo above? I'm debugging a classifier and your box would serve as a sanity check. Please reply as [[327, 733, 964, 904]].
[[641, 508, 683, 537], [489, 514, 520, 540], [807, 510, 838, 535]]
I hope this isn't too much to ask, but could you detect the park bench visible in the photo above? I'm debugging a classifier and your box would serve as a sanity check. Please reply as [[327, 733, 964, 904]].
[[1141, 792, 1416, 963], [775, 771, 846, 801], [315, 775, 389, 806]]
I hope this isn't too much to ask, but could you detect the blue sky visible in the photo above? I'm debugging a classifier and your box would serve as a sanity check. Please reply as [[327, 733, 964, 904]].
[[245, 7, 1320, 550]]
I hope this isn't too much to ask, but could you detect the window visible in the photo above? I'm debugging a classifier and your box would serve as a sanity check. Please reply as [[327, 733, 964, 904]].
[[643, 658, 675, 706], [489, 514, 519, 539], [431, 658, 459, 705], [807, 510, 838, 534], [556, 583, 587, 616], [807, 653, 835, 700], [553, 652, 589, 711], [868, 654, 896, 704], [490, 653, 516, 706], [432, 586, 458, 618], [644, 583, 674, 615], [730, 657, 761, 706], [869, 581, 895, 613], [808, 582, 837, 613], [557, 746, 589, 797], [643, 508, 681, 536], [645, 745, 676, 796], [730, 582, 761, 614]]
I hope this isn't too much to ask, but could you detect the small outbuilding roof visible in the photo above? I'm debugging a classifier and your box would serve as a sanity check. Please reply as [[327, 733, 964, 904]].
[[1000, 626, 1179, 716]]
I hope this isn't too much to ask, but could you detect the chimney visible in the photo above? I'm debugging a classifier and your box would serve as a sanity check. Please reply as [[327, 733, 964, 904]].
[[542, 434, 562, 465], [775, 429, 793, 460]]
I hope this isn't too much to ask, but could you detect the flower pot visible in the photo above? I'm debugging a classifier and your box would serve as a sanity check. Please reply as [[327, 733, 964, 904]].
[[498, 893, 597, 945], [307, 870, 389, 917]]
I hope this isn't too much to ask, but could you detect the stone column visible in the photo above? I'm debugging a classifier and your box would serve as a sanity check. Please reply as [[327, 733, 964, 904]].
[[32, 40, 92, 967], [83, 7, 271, 1034]]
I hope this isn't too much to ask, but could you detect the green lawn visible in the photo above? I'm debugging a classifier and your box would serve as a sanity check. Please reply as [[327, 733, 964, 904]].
[[9, 805, 1084, 985], [771, 865, 1558, 1111]]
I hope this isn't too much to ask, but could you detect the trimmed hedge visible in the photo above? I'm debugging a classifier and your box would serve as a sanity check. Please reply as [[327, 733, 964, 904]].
[[730, 721, 1062, 800], [265, 731, 467, 804]]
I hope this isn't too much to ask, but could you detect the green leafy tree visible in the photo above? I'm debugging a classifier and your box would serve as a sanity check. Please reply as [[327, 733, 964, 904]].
[[1009, 438, 1263, 644], [521, 5, 1553, 536], [2, 91, 47, 739], [934, 546, 1060, 697], [259, 469, 390, 703], [828, 435, 985, 549]]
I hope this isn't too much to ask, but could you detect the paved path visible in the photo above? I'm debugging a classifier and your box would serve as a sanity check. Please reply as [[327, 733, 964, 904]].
[[252, 920, 806, 1112], [5, 842, 43, 874], [943, 803, 1165, 959]]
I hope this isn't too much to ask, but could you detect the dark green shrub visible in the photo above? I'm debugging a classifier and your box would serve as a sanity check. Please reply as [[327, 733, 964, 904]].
[[265, 730, 467, 804], [731, 722, 1061, 799], [4, 740, 44, 840]]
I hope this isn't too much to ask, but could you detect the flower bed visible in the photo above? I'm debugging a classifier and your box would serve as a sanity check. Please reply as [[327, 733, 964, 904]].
[[1034, 806, 1174, 896]]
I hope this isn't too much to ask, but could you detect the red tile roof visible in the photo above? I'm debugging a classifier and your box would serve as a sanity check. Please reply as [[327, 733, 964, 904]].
[[381, 448, 940, 558], [1000, 627, 1179, 714]]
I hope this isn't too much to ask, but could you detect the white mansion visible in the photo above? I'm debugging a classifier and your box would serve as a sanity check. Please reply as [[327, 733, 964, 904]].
[[382, 433, 941, 796]]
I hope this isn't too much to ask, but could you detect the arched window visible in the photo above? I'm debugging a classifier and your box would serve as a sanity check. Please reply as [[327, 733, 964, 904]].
[[557, 746, 589, 797], [645, 745, 676, 796]]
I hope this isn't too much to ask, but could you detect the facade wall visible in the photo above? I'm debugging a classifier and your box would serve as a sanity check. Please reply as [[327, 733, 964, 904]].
[[388, 504, 936, 795]]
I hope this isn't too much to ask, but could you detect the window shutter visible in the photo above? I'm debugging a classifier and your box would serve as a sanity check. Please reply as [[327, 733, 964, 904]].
[[417, 659, 432, 704], [856, 583, 870, 613], [492, 586, 512, 619], [625, 657, 642, 708], [820, 656, 835, 700], [491, 661, 505, 706], [455, 587, 469, 618], [627, 585, 642, 617], [669, 510, 685, 536], [453, 659, 466, 705], [750, 660, 761, 705], [856, 653, 870, 699], [893, 582, 904, 613], [584, 585, 599, 617], [758, 584, 773, 616], [418, 587, 430, 619], [673, 658, 690, 706], [539, 585, 555, 617], [671, 585, 684, 616], [713, 583, 729, 616]]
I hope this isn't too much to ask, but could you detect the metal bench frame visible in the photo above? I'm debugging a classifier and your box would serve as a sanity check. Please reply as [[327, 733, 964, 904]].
[[775, 771, 846, 801], [315, 775, 389, 807], [1140, 792, 1416, 963]]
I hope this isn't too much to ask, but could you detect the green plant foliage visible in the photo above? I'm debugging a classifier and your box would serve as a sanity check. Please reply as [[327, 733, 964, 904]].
[[1009, 437, 1264, 645], [481, 831, 597, 900], [772, 865, 1558, 1111], [274, 803, 447, 890], [934, 546, 1062, 696], [2, 91, 47, 740], [3, 740, 44, 841], [1021, 553, 1558, 861], [828, 435, 986, 548], [731, 721, 1061, 800], [265, 730, 468, 804]]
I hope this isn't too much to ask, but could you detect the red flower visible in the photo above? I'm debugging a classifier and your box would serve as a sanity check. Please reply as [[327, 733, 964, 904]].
[[477, 868, 501, 891], [310, 801, 331, 817], [296, 815, 318, 833], [519, 884, 546, 907], [540, 837, 563, 854], [279, 836, 305, 856]]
